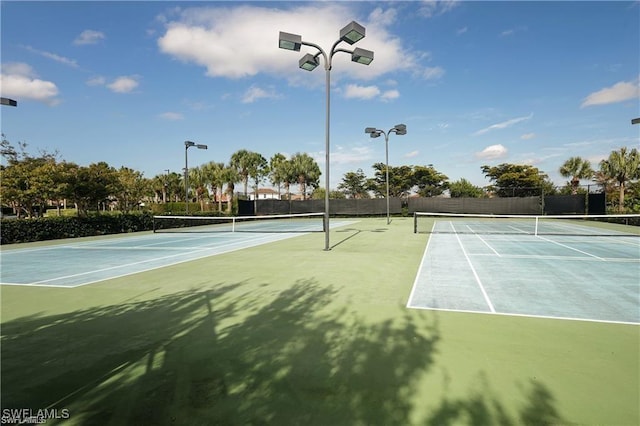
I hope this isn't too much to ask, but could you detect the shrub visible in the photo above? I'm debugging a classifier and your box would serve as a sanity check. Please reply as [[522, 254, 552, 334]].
[[0, 212, 155, 244]]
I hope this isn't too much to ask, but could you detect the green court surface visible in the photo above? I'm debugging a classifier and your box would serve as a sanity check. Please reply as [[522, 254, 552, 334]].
[[1, 217, 638, 425]]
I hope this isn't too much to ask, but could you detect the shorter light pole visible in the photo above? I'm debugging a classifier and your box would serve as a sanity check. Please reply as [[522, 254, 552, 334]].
[[184, 141, 208, 214], [365, 124, 407, 224], [164, 169, 170, 203]]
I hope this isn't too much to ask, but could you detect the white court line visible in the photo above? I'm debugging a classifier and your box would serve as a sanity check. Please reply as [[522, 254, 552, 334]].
[[406, 221, 437, 308], [536, 235, 606, 260], [469, 253, 640, 262], [407, 305, 639, 326], [454, 230, 496, 313], [470, 231, 501, 257]]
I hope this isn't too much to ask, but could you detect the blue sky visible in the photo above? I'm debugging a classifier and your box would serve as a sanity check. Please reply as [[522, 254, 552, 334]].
[[1, 1, 638, 191]]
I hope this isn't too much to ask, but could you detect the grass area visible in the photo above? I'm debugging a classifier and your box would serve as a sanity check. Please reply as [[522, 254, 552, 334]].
[[1, 217, 638, 425]]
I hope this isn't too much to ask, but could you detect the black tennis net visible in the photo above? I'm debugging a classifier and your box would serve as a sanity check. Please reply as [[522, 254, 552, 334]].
[[153, 212, 325, 233]]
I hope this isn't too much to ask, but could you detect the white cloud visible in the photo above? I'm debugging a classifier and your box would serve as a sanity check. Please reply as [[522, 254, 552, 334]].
[[23, 45, 78, 68], [500, 26, 527, 37], [157, 4, 439, 83], [421, 66, 445, 80], [368, 7, 397, 27], [242, 85, 280, 103], [419, 0, 460, 18], [107, 76, 139, 93], [86, 76, 106, 86], [330, 144, 375, 165], [457, 26, 468, 35], [381, 90, 400, 101], [521, 133, 536, 140], [1, 62, 36, 77], [0, 62, 60, 105], [474, 113, 533, 136], [476, 144, 508, 160], [404, 150, 419, 158], [342, 84, 399, 101], [159, 112, 184, 120], [344, 84, 381, 100], [581, 76, 640, 107], [74, 30, 105, 45]]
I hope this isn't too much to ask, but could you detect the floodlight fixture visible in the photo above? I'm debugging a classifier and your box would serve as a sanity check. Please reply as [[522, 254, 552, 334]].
[[1, 97, 17, 107], [279, 32, 302, 51], [351, 47, 374, 65], [364, 127, 382, 138], [340, 21, 366, 45], [299, 53, 319, 71], [632, 117, 640, 125], [393, 124, 407, 135]]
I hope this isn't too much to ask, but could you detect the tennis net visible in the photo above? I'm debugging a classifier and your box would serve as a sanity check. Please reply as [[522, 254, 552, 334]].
[[413, 212, 640, 237], [153, 212, 325, 233]]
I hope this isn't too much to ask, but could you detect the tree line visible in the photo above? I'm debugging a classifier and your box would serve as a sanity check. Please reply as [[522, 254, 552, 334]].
[[1, 134, 638, 218]]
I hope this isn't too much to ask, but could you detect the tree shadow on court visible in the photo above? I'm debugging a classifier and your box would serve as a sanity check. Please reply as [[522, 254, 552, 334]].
[[1, 278, 566, 425], [0, 282, 245, 413], [1, 279, 439, 425], [423, 373, 565, 426]]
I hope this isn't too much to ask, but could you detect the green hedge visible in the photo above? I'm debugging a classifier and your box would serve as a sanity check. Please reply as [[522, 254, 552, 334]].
[[0, 213, 155, 244]]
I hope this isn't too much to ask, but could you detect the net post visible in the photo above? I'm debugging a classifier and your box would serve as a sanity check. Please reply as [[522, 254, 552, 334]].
[[232, 217, 236, 232], [534, 216, 539, 236], [413, 212, 417, 234], [152, 216, 157, 233]]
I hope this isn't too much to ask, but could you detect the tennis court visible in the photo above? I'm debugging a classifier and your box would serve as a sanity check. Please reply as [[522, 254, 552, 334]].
[[1, 217, 638, 425], [0, 214, 354, 288], [408, 213, 640, 324]]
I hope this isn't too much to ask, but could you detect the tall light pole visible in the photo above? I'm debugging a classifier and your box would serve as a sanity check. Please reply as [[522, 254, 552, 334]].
[[279, 21, 374, 251], [365, 124, 407, 224], [184, 141, 207, 214]]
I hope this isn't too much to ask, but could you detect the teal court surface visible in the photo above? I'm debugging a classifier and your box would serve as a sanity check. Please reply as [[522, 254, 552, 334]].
[[3, 215, 639, 325], [0, 218, 354, 288], [407, 230, 640, 324]]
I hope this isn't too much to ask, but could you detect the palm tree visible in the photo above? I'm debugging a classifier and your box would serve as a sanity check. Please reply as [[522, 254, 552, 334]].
[[599, 147, 640, 212], [230, 149, 253, 197], [188, 166, 209, 211], [247, 153, 268, 201], [290, 152, 321, 200], [559, 157, 594, 194], [221, 165, 240, 215], [281, 159, 295, 200], [166, 172, 183, 202], [269, 153, 288, 198], [203, 161, 225, 212]]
